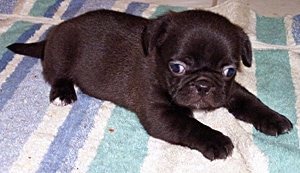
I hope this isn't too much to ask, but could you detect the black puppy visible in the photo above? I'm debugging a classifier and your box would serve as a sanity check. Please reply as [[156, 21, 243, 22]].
[[7, 9, 293, 160]]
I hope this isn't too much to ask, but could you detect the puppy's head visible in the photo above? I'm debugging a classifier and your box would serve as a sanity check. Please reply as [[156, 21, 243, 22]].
[[143, 10, 252, 110]]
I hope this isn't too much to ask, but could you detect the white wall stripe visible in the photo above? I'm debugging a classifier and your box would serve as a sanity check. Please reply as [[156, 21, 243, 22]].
[[9, 104, 73, 173], [72, 101, 115, 173]]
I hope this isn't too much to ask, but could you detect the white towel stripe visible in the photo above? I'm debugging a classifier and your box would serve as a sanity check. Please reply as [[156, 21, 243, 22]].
[[13, 0, 37, 15], [9, 104, 73, 173], [111, 0, 129, 12], [251, 40, 300, 54], [0, 14, 62, 25], [0, 54, 23, 85]]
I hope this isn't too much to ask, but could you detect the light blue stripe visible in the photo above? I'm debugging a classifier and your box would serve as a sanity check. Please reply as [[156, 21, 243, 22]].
[[0, 55, 38, 109], [57, 96, 103, 172], [88, 106, 149, 173], [61, 0, 87, 20], [292, 14, 300, 45], [76, 0, 117, 15], [0, 0, 18, 14], [37, 91, 103, 172], [125, 2, 149, 16], [254, 50, 300, 172]]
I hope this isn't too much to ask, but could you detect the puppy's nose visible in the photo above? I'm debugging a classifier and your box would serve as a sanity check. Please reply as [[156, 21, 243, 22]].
[[196, 81, 211, 95]]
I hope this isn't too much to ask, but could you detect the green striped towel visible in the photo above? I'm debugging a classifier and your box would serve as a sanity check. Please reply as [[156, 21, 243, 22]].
[[1, 0, 300, 172]]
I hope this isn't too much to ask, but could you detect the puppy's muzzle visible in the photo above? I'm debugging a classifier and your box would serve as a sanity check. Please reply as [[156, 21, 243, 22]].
[[195, 80, 212, 96]]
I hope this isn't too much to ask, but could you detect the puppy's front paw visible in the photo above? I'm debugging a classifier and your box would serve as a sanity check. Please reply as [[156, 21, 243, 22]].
[[254, 113, 293, 136], [52, 97, 76, 106], [198, 131, 234, 160]]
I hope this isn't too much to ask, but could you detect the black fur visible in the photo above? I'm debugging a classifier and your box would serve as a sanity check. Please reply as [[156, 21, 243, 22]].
[[7, 9, 293, 160]]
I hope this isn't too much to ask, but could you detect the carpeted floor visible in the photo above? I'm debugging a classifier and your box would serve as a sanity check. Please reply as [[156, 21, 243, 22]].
[[0, 0, 300, 172]]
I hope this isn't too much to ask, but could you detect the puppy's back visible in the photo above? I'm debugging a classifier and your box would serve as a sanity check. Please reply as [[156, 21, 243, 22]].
[[42, 10, 149, 109]]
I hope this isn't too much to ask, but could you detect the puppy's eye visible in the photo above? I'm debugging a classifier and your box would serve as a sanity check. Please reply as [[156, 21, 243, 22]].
[[169, 61, 186, 75], [222, 65, 236, 78]]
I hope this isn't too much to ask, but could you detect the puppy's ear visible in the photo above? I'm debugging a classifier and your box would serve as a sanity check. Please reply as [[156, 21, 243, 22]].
[[240, 31, 252, 67], [142, 14, 172, 55]]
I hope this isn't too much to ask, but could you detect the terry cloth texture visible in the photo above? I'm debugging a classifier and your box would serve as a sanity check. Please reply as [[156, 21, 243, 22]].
[[1, 0, 300, 172]]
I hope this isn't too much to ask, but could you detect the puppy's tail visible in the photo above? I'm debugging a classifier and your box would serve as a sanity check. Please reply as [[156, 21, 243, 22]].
[[7, 40, 46, 59]]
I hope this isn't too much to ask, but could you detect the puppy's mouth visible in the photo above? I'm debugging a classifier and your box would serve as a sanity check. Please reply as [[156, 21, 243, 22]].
[[189, 97, 224, 110]]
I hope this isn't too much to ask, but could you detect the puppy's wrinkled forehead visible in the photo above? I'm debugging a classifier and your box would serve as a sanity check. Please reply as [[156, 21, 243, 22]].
[[160, 28, 240, 71], [156, 11, 242, 68], [180, 33, 235, 68]]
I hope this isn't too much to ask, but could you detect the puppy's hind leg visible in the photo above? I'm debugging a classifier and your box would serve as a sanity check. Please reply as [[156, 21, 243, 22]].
[[42, 37, 77, 106], [50, 79, 77, 106]]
